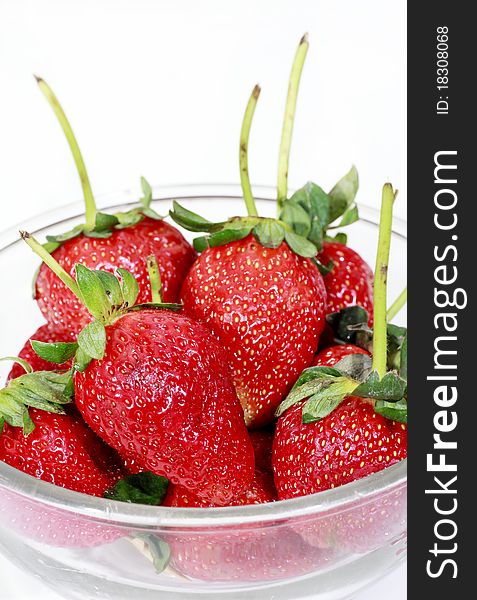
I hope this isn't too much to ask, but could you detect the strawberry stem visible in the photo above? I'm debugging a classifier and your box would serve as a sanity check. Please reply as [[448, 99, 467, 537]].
[[35, 77, 97, 232], [276, 34, 309, 214], [20, 231, 83, 301], [386, 286, 407, 322], [372, 183, 398, 378], [146, 255, 163, 303], [239, 84, 260, 217]]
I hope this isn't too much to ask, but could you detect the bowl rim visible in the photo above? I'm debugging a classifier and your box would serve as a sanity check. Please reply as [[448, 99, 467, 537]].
[[0, 183, 407, 528]]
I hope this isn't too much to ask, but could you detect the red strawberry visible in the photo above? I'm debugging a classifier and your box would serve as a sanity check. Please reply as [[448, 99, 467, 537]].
[[312, 343, 370, 367], [7, 324, 76, 381], [0, 406, 123, 497], [33, 77, 195, 334], [318, 242, 373, 322], [180, 235, 326, 428], [75, 308, 255, 505], [164, 469, 276, 507], [165, 429, 277, 507], [273, 396, 407, 499], [12, 234, 256, 507], [36, 218, 195, 334]]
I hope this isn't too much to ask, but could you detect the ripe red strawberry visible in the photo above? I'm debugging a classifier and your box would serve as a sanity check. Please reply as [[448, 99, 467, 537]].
[[273, 396, 407, 499], [164, 469, 276, 507], [7, 324, 76, 381], [164, 429, 277, 507], [318, 242, 373, 322], [15, 235, 256, 506], [74, 308, 255, 505], [180, 235, 326, 428], [36, 217, 195, 334], [0, 406, 123, 497], [312, 343, 370, 367], [33, 77, 195, 334]]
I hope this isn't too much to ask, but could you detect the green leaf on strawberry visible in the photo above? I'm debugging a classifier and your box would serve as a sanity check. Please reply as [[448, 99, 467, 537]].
[[30, 340, 79, 364], [352, 371, 407, 401], [328, 165, 359, 225], [104, 472, 169, 505], [77, 321, 107, 361], [374, 399, 407, 423], [0, 369, 74, 433], [326, 306, 369, 344]]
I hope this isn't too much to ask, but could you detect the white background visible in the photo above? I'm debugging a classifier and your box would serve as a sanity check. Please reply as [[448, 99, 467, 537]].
[[0, 1, 406, 598]]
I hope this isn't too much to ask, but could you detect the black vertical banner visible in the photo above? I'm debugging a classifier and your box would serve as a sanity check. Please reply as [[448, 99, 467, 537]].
[[408, 2, 473, 598]]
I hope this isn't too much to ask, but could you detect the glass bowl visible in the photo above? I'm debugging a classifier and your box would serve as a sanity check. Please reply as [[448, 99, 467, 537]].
[[0, 184, 407, 600]]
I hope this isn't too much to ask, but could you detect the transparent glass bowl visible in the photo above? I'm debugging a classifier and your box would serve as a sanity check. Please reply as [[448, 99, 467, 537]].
[[0, 185, 407, 600]]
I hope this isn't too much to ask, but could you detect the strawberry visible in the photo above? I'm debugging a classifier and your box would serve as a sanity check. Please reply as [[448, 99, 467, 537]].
[[172, 38, 363, 427], [180, 235, 327, 428], [273, 396, 407, 499], [164, 429, 277, 507], [164, 469, 276, 507], [19, 238, 255, 506], [75, 308, 254, 505], [318, 241, 374, 322], [7, 323, 76, 381], [312, 343, 370, 367], [273, 182, 407, 500], [33, 78, 195, 334], [0, 406, 123, 497]]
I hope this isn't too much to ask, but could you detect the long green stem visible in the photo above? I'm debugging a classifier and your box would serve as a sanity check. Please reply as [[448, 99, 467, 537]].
[[20, 231, 83, 301], [372, 184, 398, 378], [239, 84, 260, 217], [276, 34, 309, 214], [35, 77, 97, 231], [146, 255, 163, 303], [387, 287, 407, 322]]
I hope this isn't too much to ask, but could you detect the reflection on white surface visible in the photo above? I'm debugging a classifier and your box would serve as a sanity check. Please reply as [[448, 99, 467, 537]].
[[0, 552, 406, 599]]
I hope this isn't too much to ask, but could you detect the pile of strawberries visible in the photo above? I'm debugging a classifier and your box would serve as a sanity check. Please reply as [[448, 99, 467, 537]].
[[0, 36, 407, 525]]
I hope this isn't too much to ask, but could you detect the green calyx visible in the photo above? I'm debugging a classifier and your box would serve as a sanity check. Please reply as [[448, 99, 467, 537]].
[[104, 472, 169, 506], [0, 369, 74, 435], [325, 303, 408, 372], [275, 353, 407, 425], [104, 472, 172, 574], [35, 77, 162, 254], [169, 175, 356, 272], [36, 263, 180, 372], [43, 177, 164, 254], [279, 167, 360, 252]]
